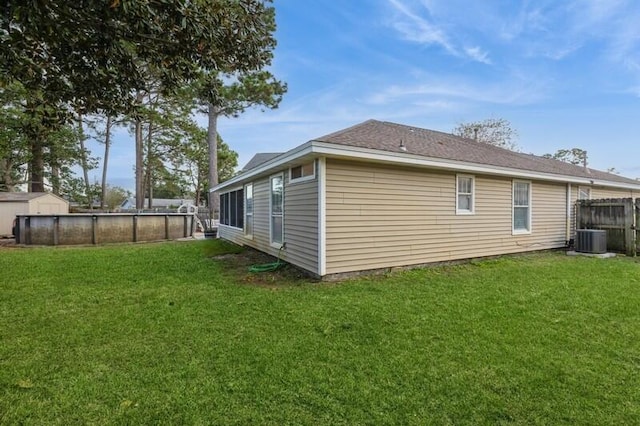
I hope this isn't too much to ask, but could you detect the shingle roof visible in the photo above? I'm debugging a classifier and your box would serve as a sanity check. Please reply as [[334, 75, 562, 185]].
[[0, 192, 55, 202], [313, 119, 638, 185], [242, 153, 283, 172]]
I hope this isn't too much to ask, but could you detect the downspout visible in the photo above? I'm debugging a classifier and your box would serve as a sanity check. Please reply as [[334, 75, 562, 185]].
[[566, 183, 572, 245], [318, 157, 327, 277]]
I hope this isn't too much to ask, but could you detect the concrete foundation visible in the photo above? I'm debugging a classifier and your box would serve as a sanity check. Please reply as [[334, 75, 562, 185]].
[[566, 251, 617, 259]]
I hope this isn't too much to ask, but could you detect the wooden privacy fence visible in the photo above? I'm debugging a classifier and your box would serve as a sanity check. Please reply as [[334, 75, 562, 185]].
[[576, 198, 638, 256]]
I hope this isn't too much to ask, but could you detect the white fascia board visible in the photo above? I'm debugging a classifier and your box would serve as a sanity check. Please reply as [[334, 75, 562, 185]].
[[211, 140, 640, 193], [210, 142, 314, 192]]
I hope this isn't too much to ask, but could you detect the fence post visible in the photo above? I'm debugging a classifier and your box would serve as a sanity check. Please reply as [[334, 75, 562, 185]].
[[624, 199, 635, 257], [133, 215, 138, 242], [183, 215, 188, 237], [576, 200, 582, 229], [25, 216, 31, 245], [53, 216, 59, 246], [92, 215, 98, 245], [636, 198, 640, 256]]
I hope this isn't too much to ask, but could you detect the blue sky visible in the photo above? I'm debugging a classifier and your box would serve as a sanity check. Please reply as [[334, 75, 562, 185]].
[[97, 0, 640, 190]]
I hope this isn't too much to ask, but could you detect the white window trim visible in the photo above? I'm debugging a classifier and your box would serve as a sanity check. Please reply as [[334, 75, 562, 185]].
[[456, 174, 475, 215], [269, 173, 284, 248], [289, 160, 316, 184], [578, 186, 591, 200], [220, 187, 244, 230], [512, 180, 532, 235], [244, 182, 253, 239]]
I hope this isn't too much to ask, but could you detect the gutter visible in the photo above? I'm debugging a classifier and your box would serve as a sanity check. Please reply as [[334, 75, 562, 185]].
[[211, 141, 640, 193]]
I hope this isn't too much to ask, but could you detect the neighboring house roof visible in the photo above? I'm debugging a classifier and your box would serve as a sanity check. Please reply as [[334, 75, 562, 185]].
[[0, 192, 69, 203], [242, 153, 283, 172], [213, 119, 640, 192]]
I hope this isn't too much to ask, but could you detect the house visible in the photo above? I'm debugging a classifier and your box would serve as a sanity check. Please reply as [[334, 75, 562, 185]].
[[211, 120, 640, 279], [0, 192, 69, 236], [119, 198, 195, 210]]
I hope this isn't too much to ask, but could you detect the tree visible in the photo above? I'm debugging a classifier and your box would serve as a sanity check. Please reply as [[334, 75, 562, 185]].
[[44, 121, 91, 198], [0, 82, 30, 191], [1, 0, 281, 192], [167, 127, 238, 206], [99, 116, 115, 209], [0, 82, 89, 193], [452, 118, 519, 151], [1, 0, 277, 113], [200, 69, 286, 217], [128, 82, 199, 207], [76, 114, 94, 205], [217, 139, 239, 184], [102, 185, 130, 210], [542, 148, 588, 166]]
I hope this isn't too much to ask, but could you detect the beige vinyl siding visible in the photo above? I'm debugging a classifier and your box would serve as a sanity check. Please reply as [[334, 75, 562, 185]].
[[590, 187, 637, 199], [217, 184, 249, 245], [325, 159, 568, 275], [218, 172, 319, 275], [218, 223, 245, 245], [570, 185, 637, 202], [219, 179, 271, 252], [253, 178, 271, 245], [284, 174, 319, 274]]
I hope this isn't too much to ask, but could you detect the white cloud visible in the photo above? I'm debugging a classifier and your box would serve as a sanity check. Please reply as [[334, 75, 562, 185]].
[[366, 74, 549, 107], [385, 0, 491, 64], [386, 0, 455, 53], [464, 46, 491, 64]]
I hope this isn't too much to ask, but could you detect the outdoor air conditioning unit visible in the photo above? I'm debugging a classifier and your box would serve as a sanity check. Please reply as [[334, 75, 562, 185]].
[[575, 229, 607, 254]]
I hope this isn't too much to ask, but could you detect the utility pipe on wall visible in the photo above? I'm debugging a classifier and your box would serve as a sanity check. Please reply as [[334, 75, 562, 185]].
[[566, 183, 572, 244]]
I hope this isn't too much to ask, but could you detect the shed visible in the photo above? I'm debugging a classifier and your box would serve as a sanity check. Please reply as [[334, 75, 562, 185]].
[[0, 192, 69, 236]]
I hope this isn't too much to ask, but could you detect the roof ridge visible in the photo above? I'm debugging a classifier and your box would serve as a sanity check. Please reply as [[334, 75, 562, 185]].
[[313, 119, 380, 142], [380, 119, 520, 152], [242, 152, 285, 172]]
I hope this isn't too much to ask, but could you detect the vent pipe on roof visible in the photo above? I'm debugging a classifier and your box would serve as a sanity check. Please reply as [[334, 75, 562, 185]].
[[473, 127, 479, 141], [399, 139, 407, 151]]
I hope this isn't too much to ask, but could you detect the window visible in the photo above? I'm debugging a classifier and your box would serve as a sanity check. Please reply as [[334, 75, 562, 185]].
[[244, 183, 253, 237], [513, 181, 531, 234], [270, 174, 284, 246], [220, 188, 244, 228], [290, 161, 315, 182], [220, 193, 228, 225], [578, 186, 590, 200], [456, 175, 475, 214]]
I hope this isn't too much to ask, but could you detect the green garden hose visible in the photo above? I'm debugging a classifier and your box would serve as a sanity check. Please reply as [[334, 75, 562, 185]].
[[249, 245, 285, 273]]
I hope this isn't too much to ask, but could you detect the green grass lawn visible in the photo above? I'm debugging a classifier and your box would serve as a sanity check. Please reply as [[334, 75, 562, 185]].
[[1, 241, 639, 425]]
